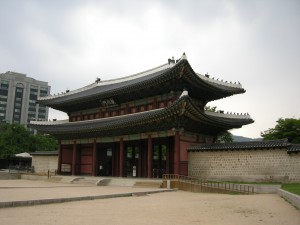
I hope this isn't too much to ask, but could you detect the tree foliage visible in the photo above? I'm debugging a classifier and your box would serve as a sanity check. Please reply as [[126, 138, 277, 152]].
[[217, 131, 234, 143], [261, 118, 300, 143], [0, 123, 57, 158], [204, 105, 217, 112]]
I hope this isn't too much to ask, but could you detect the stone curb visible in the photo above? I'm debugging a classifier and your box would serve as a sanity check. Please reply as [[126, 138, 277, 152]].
[[277, 188, 300, 209], [0, 189, 175, 208]]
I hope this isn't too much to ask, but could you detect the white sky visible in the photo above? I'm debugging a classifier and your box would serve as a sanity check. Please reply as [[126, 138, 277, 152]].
[[0, 0, 299, 138]]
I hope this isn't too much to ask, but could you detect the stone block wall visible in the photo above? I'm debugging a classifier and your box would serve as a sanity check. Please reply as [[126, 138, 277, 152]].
[[188, 149, 300, 183], [32, 156, 58, 174]]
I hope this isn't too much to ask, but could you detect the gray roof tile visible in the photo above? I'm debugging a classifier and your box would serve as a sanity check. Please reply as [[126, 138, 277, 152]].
[[188, 139, 291, 152]]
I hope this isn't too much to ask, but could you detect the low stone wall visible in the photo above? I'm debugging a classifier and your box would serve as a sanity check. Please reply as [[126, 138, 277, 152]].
[[0, 172, 20, 180], [32, 156, 58, 174], [277, 189, 300, 209], [188, 149, 300, 183]]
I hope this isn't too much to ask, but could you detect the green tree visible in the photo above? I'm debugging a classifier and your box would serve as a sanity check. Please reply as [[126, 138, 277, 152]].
[[0, 123, 57, 158], [204, 105, 217, 112], [261, 118, 300, 143], [217, 131, 234, 143], [205, 105, 233, 143]]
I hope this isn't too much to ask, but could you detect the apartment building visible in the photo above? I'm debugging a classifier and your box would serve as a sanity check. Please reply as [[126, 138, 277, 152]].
[[0, 71, 50, 131]]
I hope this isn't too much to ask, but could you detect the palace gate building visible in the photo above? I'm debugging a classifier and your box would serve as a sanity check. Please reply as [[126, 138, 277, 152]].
[[30, 53, 253, 178]]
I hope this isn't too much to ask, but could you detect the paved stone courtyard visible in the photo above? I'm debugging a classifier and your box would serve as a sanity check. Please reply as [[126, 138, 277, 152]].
[[0, 179, 299, 225]]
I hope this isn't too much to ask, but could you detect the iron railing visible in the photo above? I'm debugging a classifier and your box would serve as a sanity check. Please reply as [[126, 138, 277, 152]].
[[162, 174, 255, 194]]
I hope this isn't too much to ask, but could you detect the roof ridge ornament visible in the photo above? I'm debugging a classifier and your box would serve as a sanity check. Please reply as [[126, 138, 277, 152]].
[[168, 56, 175, 65], [181, 52, 187, 60], [95, 77, 101, 83], [180, 90, 189, 98]]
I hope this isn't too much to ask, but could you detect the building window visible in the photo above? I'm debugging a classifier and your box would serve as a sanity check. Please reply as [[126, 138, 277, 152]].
[[16, 83, 24, 88], [39, 88, 48, 97], [159, 102, 165, 108], [131, 107, 137, 113], [0, 80, 9, 90], [148, 104, 153, 110], [30, 90, 38, 95], [40, 86, 48, 91], [140, 106, 145, 112]]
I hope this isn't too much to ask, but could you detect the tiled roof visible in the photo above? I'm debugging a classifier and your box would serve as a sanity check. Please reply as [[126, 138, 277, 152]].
[[30, 92, 253, 140], [188, 139, 292, 152], [30, 151, 58, 156], [287, 144, 300, 153], [37, 54, 246, 112]]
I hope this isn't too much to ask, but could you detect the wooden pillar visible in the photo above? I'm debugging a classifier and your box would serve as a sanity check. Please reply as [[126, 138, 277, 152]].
[[92, 140, 97, 176], [143, 143, 147, 177], [138, 141, 142, 177], [174, 131, 180, 175], [57, 140, 62, 174], [119, 138, 124, 177], [113, 146, 119, 177], [166, 142, 170, 174], [72, 141, 77, 176], [147, 135, 152, 178]]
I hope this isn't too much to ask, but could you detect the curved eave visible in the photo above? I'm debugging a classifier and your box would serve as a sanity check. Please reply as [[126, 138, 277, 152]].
[[180, 60, 245, 101], [181, 94, 254, 129], [37, 64, 173, 111], [30, 92, 253, 140], [37, 58, 246, 112]]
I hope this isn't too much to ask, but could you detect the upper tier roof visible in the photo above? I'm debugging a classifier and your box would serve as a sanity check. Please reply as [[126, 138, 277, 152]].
[[30, 91, 253, 140], [37, 53, 246, 112]]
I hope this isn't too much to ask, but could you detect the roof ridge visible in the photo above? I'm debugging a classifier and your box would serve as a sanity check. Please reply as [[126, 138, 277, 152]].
[[39, 63, 172, 101], [187, 139, 292, 152], [196, 72, 243, 89]]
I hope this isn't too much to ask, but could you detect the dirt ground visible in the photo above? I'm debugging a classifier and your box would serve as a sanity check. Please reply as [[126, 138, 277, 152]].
[[0, 180, 299, 225]]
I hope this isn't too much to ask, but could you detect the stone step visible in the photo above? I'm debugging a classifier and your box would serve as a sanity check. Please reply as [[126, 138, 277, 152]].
[[96, 178, 112, 186], [104, 178, 137, 187], [134, 181, 162, 188], [71, 177, 102, 186], [46, 177, 62, 183]]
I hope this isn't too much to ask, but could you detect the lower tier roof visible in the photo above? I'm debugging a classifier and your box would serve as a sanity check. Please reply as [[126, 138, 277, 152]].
[[30, 92, 253, 140]]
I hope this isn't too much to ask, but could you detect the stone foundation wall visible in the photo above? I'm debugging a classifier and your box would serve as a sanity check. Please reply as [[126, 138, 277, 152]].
[[188, 149, 300, 183], [32, 156, 58, 173]]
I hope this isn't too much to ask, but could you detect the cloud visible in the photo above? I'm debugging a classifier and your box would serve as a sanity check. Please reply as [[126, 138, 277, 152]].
[[0, 0, 299, 138]]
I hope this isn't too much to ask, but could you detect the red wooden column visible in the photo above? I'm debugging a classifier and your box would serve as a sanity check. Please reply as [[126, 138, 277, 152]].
[[138, 141, 142, 177], [174, 131, 180, 175], [147, 135, 153, 178], [57, 140, 62, 174], [119, 138, 124, 177], [166, 144, 170, 174], [72, 141, 77, 175], [92, 140, 97, 176]]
